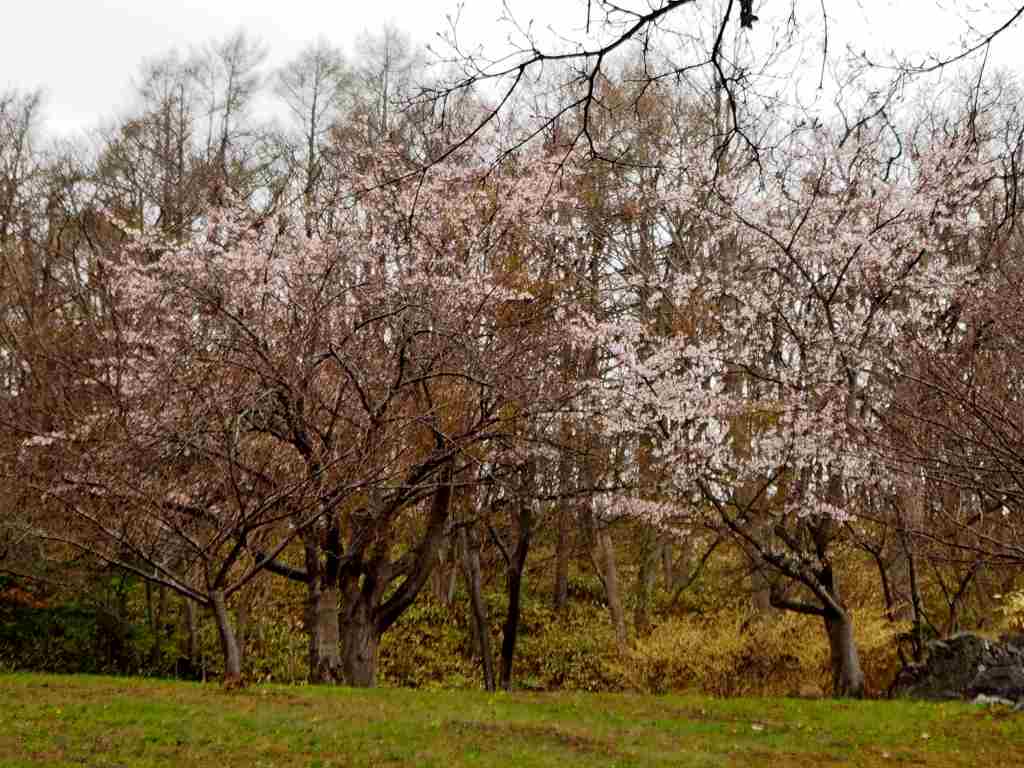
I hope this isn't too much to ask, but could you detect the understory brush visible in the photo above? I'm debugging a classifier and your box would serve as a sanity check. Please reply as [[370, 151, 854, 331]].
[[0, 561, 918, 696], [627, 607, 906, 697]]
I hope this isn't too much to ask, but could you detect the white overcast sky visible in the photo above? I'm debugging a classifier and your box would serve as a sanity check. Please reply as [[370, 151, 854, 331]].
[[3, 0, 581, 136], [3, 0, 1022, 138]]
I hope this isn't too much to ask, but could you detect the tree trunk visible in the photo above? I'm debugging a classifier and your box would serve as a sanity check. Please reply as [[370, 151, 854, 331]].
[[633, 526, 659, 636], [669, 536, 698, 592], [497, 464, 534, 691], [596, 527, 628, 649], [750, 567, 774, 613], [428, 536, 459, 606], [235, 586, 253, 670], [184, 598, 197, 659], [825, 608, 865, 698], [897, 515, 926, 660], [498, 511, 532, 690], [459, 524, 496, 691], [745, 511, 774, 616], [210, 589, 242, 686], [309, 587, 342, 683], [178, 597, 199, 679], [661, 536, 674, 588], [336, 460, 458, 688], [158, 585, 170, 639], [303, 523, 345, 684], [430, 535, 451, 604], [445, 561, 458, 605], [146, 583, 168, 670], [890, 487, 923, 623], [886, 542, 914, 622], [145, 580, 155, 641], [553, 504, 571, 613], [499, 543, 526, 691], [341, 596, 380, 687], [553, 430, 573, 613]]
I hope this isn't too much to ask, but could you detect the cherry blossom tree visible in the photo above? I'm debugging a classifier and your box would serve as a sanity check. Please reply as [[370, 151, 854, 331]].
[[15, 123, 584, 685], [591, 95, 1008, 695]]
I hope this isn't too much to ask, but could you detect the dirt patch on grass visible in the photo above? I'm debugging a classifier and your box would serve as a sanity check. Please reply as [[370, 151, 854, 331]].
[[446, 718, 622, 757], [732, 749, 850, 766]]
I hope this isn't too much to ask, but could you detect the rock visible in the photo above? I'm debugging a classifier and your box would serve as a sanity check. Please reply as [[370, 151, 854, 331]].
[[890, 633, 990, 700], [890, 632, 1024, 704], [973, 694, 1016, 707], [967, 665, 1024, 702]]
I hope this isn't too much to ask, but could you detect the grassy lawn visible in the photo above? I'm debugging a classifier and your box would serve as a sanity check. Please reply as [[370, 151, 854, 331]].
[[0, 674, 1021, 767]]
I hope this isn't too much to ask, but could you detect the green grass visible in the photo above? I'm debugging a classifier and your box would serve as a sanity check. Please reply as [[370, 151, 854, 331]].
[[0, 674, 1021, 767]]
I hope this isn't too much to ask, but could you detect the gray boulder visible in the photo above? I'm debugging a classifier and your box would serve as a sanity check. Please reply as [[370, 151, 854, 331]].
[[890, 632, 1024, 704], [967, 664, 1024, 702]]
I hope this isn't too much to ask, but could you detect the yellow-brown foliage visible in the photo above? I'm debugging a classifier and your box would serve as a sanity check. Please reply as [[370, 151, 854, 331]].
[[999, 590, 1024, 633], [627, 607, 906, 698]]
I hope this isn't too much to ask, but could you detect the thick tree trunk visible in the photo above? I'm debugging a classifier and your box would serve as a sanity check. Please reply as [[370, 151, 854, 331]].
[[308, 587, 342, 683], [337, 460, 456, 688], [210, 589, 242, 686], [303, 520, 345, 684], [341, 597, 380, 687], [825, 608, 865, 698], [460, 524, 496, 691]]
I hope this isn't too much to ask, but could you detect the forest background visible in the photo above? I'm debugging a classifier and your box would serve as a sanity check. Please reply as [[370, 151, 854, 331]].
[[3, 0, 1024, 700]]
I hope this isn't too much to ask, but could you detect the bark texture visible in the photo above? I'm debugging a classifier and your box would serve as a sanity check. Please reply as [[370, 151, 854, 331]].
[[309, 586, 342, 683], [337, 462, 455, 687], [497, 471, 534, 691], [826, 608, 865, 698], [596, 527, 628, 649], [210, 589, 242, 686], [460, 523, 496, 691], [341, 598, 379, 687]]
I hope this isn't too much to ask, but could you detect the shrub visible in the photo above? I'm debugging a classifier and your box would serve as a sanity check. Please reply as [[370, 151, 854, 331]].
[[379, 591, 625, 691], [998, 590, 1024, 633], [379, 597, 479, 688], [627, 607, 905, 697]]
